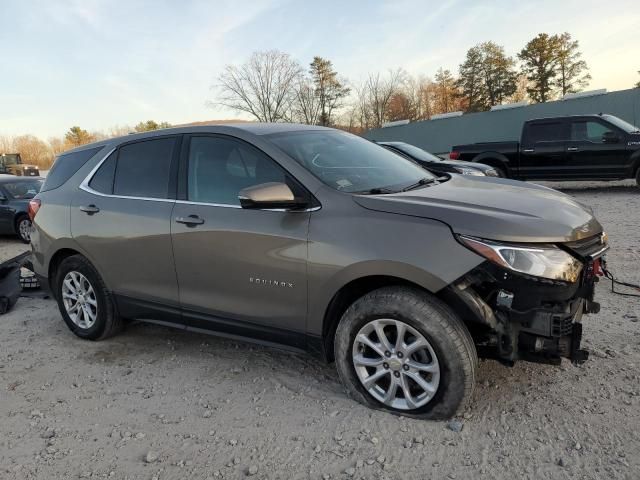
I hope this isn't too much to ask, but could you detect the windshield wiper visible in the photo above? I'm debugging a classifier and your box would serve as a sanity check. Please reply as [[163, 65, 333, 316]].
[[353, 187, 397, 195], [400, 177, 437, 192]]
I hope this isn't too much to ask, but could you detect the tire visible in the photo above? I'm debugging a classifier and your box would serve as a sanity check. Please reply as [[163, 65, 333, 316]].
[[491, 165, 506, 178], [54, 255, 122, 340], [334, 286, 477, 420], [636, 168, 640, 187], [15, 215, 32, 244]]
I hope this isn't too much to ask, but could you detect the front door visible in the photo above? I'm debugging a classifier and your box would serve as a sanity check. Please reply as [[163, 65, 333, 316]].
[[566, 118, 629, 178], [171, 135, 309, 341], [71, 136, 181, 316]]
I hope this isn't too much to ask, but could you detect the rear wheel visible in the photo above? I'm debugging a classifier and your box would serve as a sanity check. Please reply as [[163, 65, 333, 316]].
[[334, 286, 477, 419], [54, 255, 122, 340], [16, 215, 31, 243]]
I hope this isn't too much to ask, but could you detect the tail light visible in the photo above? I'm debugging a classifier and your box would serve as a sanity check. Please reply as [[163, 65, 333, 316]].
[[28, 199, 41, 221], [449, 151, 460, 160]]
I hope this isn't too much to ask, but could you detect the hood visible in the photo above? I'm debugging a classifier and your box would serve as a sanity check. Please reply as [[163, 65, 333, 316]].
[[442, 160, 493, 172], [353, 175, 602, 243]]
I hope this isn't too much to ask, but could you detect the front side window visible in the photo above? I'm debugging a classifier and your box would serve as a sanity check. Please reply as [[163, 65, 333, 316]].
[[570, 121, 612, 142], [526, 122, 568, 143], [187, 136, 288, 205], [268, 131, 433, 193], [3, 180, 43, 199], [113, 137, 176, 199]]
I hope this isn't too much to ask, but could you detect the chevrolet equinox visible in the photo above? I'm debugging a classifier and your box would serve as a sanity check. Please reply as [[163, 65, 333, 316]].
[[29, 124, 608, 419]]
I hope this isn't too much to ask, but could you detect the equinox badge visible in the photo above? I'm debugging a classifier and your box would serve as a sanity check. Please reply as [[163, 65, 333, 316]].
[[249, 277, 294, 288]]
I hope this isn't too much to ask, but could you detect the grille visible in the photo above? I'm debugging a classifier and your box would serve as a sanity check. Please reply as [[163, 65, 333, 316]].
[[564, 234, 607, 258], [551, 316, 574, 337]]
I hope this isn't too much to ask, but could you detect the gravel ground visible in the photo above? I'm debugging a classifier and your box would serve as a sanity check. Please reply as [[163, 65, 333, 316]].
[[1, 181, 639, 480]]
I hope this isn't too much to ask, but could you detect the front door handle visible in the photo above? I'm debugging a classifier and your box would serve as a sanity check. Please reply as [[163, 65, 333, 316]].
[[567, 147, 579, 152], [80, 205, 100, 215], [175, 215, 205, 226], [522, 148, 535, 153]]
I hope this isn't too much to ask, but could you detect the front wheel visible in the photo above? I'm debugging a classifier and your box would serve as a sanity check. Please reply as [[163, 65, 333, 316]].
[[334, 287, 477, 419]]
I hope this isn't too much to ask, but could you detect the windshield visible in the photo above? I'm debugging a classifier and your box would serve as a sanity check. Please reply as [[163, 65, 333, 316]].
[[3, 180, 43, 199], [604, 115, 639, 133], [268, 131, 434, 193], [388, 143, 443, 163], [1, 154, 20, 166]]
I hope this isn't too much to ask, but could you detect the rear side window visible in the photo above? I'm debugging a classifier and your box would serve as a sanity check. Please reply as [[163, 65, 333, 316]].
[[88, 153, 117, 194], [41, 146, 103, 192], [525, 122, 568, 143], [113, 138, 176, 199]]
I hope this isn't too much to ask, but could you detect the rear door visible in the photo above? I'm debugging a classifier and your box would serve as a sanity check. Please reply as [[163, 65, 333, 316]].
[[566, 118, 628, 178], [171, 134, 310, 343], [518, 120, 569, 179], [71, 136, 182, 319]]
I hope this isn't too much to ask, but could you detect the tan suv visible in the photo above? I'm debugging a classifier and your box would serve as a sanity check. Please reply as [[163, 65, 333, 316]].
[[29, 124, 607, 419]]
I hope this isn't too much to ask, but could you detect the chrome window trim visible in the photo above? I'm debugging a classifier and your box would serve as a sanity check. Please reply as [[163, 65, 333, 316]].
[[79, 146, 175, 203], [80, 147, 321, 212], [175, 199, 320, 213]]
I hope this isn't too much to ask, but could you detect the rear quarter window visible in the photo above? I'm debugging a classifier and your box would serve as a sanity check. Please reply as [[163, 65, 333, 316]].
[[41, 146, 104, 192]]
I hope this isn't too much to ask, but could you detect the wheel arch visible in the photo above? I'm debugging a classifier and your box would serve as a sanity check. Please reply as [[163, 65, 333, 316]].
[[320, 275, 434, 362], [48, 248, 84, 299], [471, 152, 510, 175]]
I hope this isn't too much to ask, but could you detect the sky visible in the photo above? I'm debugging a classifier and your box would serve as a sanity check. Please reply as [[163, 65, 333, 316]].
[[1, 0, 639, 139]]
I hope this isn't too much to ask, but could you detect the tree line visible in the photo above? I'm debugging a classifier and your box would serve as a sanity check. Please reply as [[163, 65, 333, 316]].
[[214, 32, 637, 131], [0, 120, 171, 170]]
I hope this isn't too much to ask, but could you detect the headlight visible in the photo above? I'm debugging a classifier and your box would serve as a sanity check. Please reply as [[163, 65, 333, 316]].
[[484, 169, 499, 177], [455, 167, 485, 176], [459, 236, 583, 282]]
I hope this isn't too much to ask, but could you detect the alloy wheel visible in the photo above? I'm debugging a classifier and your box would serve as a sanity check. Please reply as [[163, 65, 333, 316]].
[[18, 218, 31, 242], [352, 318, 440, 410], [61, 271, 98, 329]]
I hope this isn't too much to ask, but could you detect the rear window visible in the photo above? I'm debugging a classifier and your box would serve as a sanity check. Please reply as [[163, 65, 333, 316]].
[[3, 179, 43, 199], [41, 146, 104, 192]]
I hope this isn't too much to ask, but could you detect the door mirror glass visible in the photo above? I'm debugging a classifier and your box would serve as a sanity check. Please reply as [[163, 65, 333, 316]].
[[238, 182, 304, 210], [602, 131, 620, 144]]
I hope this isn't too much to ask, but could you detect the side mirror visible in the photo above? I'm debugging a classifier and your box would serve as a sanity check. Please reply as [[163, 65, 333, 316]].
[[602, 131, 620, 144], [238, 182, 306, 210], [0, 194, 6, 202]]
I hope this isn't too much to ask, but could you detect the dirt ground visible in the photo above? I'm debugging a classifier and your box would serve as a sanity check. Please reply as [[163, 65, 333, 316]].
[[1, 180, 639, 480]]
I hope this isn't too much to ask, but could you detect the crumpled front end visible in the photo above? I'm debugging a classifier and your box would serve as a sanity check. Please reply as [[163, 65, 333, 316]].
[[441, 234, 608, 365]]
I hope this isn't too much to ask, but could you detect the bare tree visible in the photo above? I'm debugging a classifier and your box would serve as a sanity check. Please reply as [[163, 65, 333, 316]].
[[214, 50, 303, 122], [13, 135, 54, 169], [361, 69, 405, 128], [292, 77, 321, 125]]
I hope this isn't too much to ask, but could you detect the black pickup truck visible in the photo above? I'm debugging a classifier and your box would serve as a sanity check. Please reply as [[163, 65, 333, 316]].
[[450, 114, 640, 185]]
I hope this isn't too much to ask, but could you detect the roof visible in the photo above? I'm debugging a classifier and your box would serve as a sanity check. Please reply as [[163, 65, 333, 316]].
[[59, 123, 331, 156]]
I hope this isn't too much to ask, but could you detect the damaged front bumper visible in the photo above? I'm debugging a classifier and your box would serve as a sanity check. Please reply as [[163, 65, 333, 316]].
[[443, 249, 605, 366]]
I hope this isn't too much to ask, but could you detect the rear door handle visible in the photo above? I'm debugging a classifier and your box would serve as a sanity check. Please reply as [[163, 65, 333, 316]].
[[522, 148, 535, 153], [175, 215, 205, 226], [567, 147, 579, 152], [79, 205, 100, 215]]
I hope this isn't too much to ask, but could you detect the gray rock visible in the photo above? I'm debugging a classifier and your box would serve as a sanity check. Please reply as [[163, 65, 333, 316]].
[[447, 420, 464, 433], [344, 467, 356, 476], [145, 451, 158, 463], [247, 465, 258, 476]]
